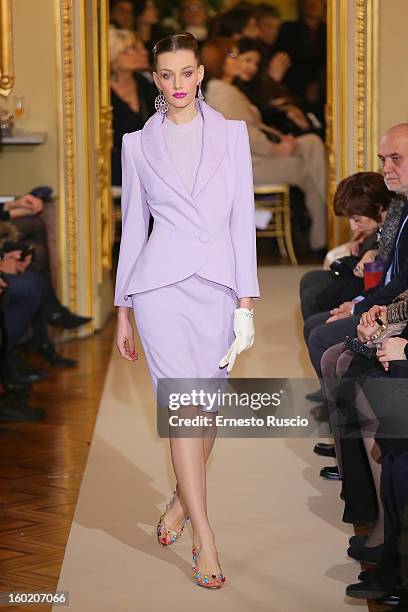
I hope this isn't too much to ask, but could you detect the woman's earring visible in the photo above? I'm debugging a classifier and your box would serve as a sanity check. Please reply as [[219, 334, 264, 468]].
[[197, 82, 204, 101], [155, 90, 168, 114]]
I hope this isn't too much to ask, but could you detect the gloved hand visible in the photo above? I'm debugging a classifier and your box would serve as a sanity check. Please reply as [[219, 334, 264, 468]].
[[219, 308, 255, 373]]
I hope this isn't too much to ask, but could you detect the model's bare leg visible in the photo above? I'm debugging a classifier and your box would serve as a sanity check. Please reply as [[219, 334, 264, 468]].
[[167, 405, 221, 575], [164, 408, 217, 526]]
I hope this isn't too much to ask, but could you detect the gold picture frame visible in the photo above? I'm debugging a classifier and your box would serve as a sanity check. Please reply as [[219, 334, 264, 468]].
[[0, 0, 14, 97]]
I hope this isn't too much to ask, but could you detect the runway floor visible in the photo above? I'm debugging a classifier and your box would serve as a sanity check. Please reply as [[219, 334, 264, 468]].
[[53, 267, 370, 611]]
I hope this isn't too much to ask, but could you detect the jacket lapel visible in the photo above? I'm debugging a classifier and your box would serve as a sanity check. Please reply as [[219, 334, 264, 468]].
[[140, 99, 227, 205]]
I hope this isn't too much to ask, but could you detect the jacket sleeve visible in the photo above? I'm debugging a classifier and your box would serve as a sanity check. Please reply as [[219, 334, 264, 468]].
[[387, 290, 408, 323], [114, 133, 150, 307], [229, 121, 260, 299]]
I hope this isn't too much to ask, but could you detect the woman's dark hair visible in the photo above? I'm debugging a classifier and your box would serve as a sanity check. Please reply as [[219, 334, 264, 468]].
[[152, 32, 200, 70], [132, 0, 150, 20], [256, 3, 281, 20], [334, 172, 392, 221], [200, 37, 236, 82], [216, 6, 257, 38], [236, 36, 264, 56], [110, 0, 133, 11]]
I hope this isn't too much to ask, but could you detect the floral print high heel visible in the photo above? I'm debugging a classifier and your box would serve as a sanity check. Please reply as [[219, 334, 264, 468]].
[[156, 489, 190, 546], [192, 546, 226, 589]]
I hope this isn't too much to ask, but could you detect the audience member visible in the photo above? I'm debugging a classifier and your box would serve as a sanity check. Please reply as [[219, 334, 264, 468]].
[[212, 4, 260, 40], [110, 27, 156, 186], [300, 172, 393, 321], [234, 37, 321, 139], [202, 36, 327, 251], [133, 0, 173, 53], [256, 2, 281, 51], [178, 0, 209, 43], [276, 0, 326, 120], [304, 124, 408, 377], [110, 0, 136, 30]]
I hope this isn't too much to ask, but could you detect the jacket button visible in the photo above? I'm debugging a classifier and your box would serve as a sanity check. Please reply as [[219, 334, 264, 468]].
[[199, 231, 209, 244]]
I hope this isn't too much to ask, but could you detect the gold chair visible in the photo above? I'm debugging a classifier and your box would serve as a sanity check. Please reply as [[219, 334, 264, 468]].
[[254, 183, 297, 265]]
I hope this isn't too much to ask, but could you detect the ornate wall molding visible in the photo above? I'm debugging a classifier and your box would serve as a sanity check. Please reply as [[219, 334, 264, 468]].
[[355, 0, 366, 171], [355, 0, 379, 172], [95, 0, 113, 280], [325, 0, 337, 246], [366, 0, 379, 171], [54, 0, 113, 329], [56, 0, 78, 310], [327, 0, 379, 247], [0, 0, 14, 96]]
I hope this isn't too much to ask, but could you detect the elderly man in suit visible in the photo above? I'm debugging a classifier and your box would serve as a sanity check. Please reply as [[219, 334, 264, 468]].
[[304, 123, 408, 378]]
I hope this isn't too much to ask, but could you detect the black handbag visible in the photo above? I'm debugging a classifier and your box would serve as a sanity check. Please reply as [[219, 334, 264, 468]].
[[344, 336, 377, 359], [330, 255, 361, 279]]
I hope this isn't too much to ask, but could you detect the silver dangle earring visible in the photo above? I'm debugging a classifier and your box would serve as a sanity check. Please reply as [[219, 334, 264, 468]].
[[197, 81, 204, 101], [155, 89, 168, 114]]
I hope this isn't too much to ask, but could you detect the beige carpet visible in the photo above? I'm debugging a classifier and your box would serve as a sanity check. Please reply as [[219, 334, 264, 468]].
[[54, 267, 365, 611]]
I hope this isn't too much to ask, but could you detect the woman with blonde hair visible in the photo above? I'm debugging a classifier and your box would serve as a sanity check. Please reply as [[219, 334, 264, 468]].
[[109, 27, 156, 186]]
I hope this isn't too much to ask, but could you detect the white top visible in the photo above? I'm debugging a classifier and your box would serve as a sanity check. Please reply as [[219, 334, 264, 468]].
[[162, 110, 203, 194]]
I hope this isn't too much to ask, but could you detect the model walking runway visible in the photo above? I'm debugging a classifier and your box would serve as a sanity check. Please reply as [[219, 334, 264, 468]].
[[53, 267, 358, 612]]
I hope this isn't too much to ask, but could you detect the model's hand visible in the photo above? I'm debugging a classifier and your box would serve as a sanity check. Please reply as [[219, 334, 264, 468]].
[[219, 308, 254, 373], [116, 314, 138, 362]]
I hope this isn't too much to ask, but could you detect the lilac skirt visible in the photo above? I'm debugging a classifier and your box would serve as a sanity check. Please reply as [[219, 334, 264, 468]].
[[131, 274, 237, 411]]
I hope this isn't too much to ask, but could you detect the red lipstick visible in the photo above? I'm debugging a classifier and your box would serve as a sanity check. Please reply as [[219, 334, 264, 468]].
[[172, 92, 187, 98]]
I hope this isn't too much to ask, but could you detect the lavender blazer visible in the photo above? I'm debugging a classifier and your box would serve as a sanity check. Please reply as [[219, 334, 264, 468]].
[[114, 99, 260, 307]]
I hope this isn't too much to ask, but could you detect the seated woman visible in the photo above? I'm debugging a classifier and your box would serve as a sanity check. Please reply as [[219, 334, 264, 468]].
[[299, 172, 395, 321], [201, 36, 327, 251], [234, 36, 323, 139], [321, 294, 408, 565], [321, 316, 408, 602], [110, 27, 156, 187]]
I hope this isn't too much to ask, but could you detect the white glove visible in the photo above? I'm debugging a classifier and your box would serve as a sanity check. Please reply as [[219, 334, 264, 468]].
[[219, 308, 255, 373]]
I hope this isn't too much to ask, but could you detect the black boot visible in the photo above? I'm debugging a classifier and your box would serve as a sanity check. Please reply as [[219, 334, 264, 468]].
[[36, 342, 78, 367], [12, 351, 48, 379], [0, 352, 48, 387], [47, 305, 92, 329], [0, 395, 45, 421]]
